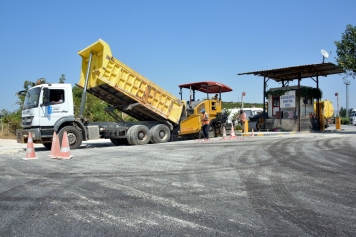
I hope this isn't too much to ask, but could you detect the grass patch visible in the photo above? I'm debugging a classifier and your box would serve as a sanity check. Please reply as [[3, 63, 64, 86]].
[[0, 124, 16, 139]]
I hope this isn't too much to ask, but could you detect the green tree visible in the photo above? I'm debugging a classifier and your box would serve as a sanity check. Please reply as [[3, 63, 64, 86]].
[[72, 86, 117, 122], [59, 74, 66, 83], [72, 86, 138, 122], [339, 107, 346, 117], [334, 24, 356, 79]]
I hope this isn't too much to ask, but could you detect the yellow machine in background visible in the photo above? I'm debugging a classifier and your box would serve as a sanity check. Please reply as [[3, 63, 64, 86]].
[[314, 100, 335, 130]]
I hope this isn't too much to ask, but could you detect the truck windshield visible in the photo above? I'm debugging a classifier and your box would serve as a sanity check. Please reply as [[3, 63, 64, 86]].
[[23, 87, 41, 109]]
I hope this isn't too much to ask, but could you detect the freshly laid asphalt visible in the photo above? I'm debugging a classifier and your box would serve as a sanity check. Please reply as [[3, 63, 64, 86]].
[[0, 125, 355, 236]]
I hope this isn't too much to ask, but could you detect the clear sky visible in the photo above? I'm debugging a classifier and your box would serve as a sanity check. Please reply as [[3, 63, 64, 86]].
[[1, 0, 355, 113]]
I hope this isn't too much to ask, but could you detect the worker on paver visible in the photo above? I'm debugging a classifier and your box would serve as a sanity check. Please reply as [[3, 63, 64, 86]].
[[201, 109, 209, 139]]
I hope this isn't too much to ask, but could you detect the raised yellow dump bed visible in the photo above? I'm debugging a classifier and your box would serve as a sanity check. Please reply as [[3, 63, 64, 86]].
[[78, 39, 183, 124]]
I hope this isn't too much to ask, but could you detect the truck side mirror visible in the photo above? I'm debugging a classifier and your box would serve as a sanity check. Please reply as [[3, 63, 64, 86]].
[[41, 87, 50, 106]]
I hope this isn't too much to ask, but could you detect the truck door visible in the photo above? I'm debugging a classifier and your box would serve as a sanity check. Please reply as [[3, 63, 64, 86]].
[[39, 88, 70, 126]]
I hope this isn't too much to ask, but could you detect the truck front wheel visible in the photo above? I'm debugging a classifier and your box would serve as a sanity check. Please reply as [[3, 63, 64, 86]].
[[58, 126, 83, 150]]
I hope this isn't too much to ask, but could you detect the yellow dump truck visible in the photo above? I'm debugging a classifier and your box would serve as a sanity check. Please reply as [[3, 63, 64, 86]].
[[16, 39, 232, 149]]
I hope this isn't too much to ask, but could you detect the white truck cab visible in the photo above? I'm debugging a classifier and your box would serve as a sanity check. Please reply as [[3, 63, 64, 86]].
[[22, 84, 74, 127], [17, 83, 85, 149]]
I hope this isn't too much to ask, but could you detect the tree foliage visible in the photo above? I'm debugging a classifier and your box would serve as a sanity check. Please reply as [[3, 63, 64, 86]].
[[334, 24, 356, 79], [265, 87, 322, 99], [72, 86, 118, 122], [339, 107, 355, 118], [222, 102, 264, 109], [59, 74, 66, 83]]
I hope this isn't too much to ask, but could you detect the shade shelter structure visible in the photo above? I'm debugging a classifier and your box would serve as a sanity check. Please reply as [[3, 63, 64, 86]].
[[237, 63, 345, 131], [178, 81, 232, 101]]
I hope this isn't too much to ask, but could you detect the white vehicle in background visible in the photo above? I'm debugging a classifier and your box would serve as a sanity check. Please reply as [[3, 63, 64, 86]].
[[227, 108, 263, 124], [350, 109, 356, 125]]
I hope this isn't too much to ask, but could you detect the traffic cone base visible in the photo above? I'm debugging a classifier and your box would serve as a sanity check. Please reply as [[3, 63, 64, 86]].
[[230, 125, 236, 138], [49, 132, 61, 159], [58, 131, 73, 160], [220, 126, 229, 140], [23, 147, 38, 160], [23, 132, 38, 160]]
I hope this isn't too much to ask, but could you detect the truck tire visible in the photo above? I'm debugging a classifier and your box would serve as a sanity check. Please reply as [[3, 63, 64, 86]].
[[130, 125, 151, 145], [149, 127, 157, 144], [58, 126, 83, 150], [151, 124, 170, 143], [126, 125, 138, 145]]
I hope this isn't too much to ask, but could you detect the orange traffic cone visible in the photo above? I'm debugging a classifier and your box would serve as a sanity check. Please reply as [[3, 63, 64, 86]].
[[220, 126, 228, 140], [251, 128, 254, 137], [23, 132, 38, 160], [58, 131, 73, 159], [48, 131, 61, 159], [230, 125, 236, 138]]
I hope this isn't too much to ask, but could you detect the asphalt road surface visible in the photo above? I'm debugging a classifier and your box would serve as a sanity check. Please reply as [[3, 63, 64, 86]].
[[0, 131, 355, 236]]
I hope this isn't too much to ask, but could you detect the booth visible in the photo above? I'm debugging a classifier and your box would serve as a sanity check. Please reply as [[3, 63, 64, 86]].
[[238, 63, 344, 132], [265, 86, 319, 131]]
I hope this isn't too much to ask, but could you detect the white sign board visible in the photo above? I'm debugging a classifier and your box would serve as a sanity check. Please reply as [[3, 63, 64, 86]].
[[280, 90, 295, 108]]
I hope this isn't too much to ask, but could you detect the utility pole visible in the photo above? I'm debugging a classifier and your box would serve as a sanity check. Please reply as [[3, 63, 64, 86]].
[[343, 79, 351, 117], [241, 92, 246, 110], [335, 93, 339, 117]]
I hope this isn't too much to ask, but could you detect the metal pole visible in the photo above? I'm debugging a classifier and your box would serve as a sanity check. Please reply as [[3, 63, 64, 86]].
[[316, 74, 320, 129], [206, 84, 209, 100], [263, 77, 266, 113], [298, 72, 301, 132], [337, 94, 340, 117], [79, 52, 93, 118], [346, 83, 349, 117]]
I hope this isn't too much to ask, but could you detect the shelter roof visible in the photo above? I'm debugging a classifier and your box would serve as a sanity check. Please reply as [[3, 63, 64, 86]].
[[237, 63, 345, 82], [179, 81, 233, 93], [269, 85, 312, 91]]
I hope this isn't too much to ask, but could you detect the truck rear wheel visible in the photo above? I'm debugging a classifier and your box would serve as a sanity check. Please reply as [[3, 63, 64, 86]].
[[151, 124, 170, 143], [126, 125, 138, 145], [58, 126, 83, 150], [130, 125, 151, 145], [149, 126, 156, 143]]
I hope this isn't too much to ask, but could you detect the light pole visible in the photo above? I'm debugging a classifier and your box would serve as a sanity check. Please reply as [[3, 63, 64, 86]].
[[335, 92, 341, 130], [241, 92, 246, 109], [335, 93, 339, 117], [343, 79, 351, 117]]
